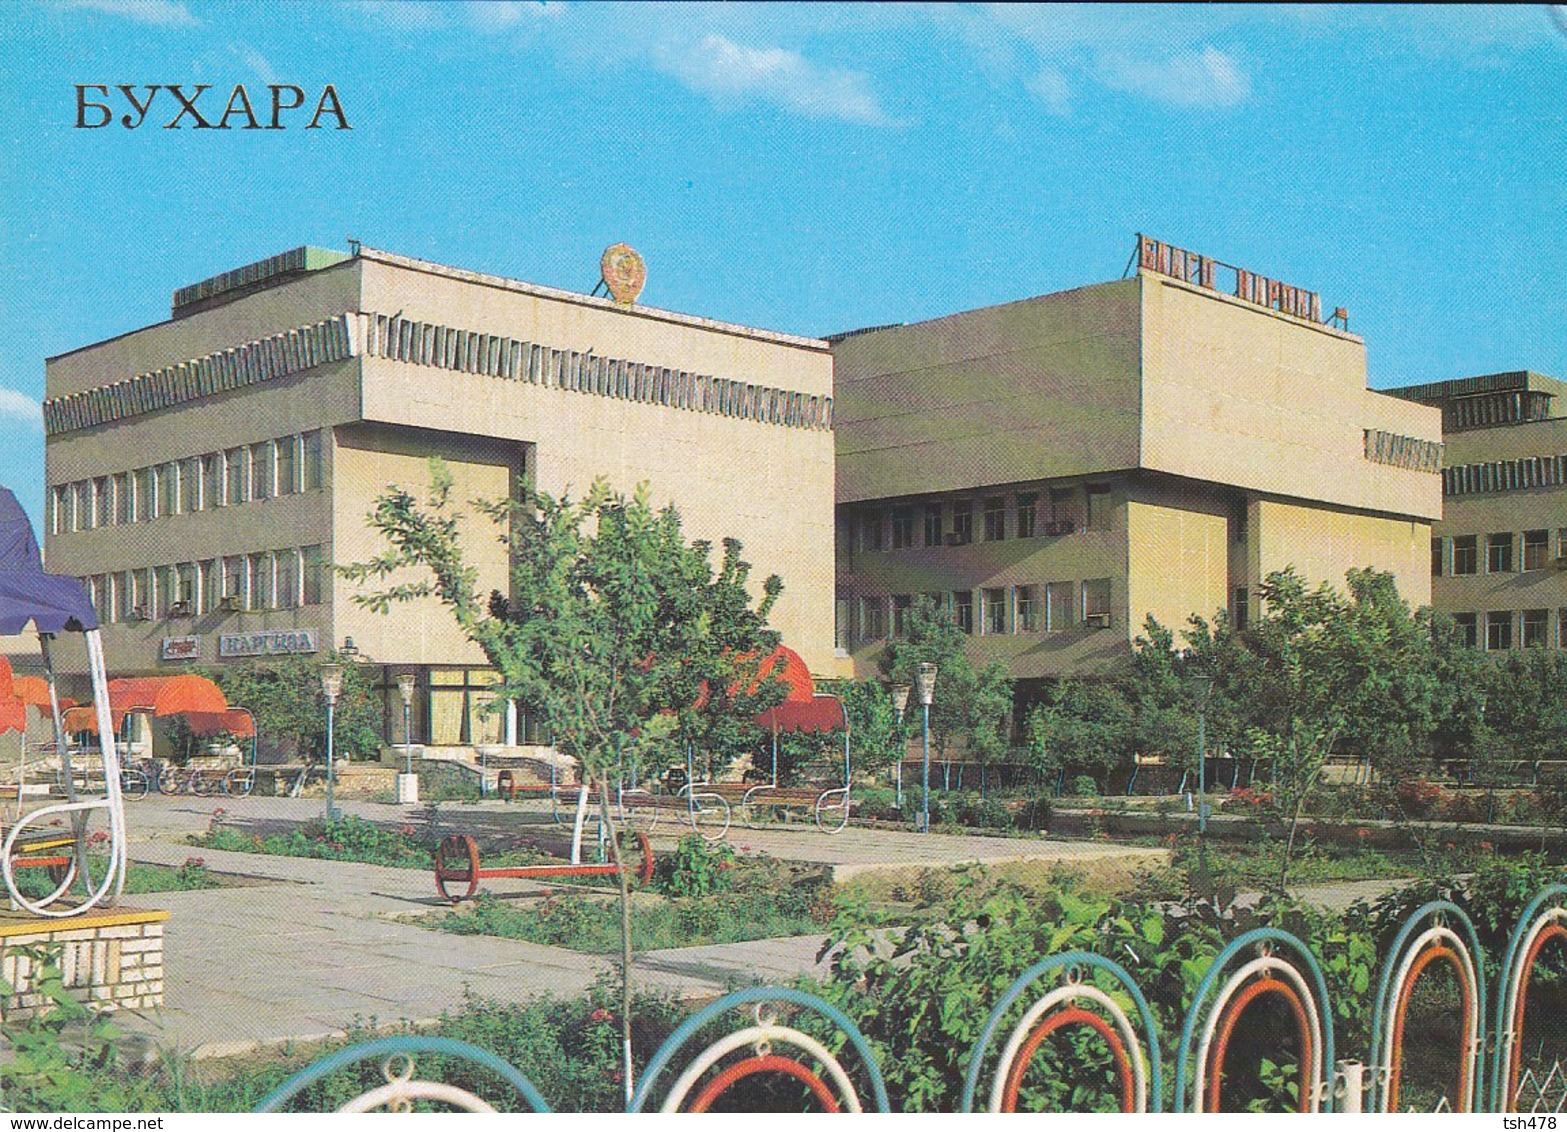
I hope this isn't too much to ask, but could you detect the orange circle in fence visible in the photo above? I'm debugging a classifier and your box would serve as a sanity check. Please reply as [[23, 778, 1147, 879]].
[[1206, 975, 1314, 1113], [1508, 921, 1567, 1111], [1000, 1005, 1135, 1113], [686, 1053, 841, 1113], [1388, 942, 1473, 1112]]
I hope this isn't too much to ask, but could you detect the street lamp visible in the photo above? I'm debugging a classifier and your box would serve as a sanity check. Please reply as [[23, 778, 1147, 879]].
[[396, 671, 419, 805], [915, 663, 937, 834], [1191, 672, 1214, 837], [889, 683, 911, 811], [319, 662, 343, 821]]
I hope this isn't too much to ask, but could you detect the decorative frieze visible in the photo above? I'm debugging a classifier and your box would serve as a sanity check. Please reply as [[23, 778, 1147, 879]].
[[1362, 428, 1444, 474], [1445, 453, 1567, 497], [44, 310, 833, 437]]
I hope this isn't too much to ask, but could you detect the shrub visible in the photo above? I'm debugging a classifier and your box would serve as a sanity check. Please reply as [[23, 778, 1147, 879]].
[[1069, 774, 1099, 797], [654, 835, 736, 898]]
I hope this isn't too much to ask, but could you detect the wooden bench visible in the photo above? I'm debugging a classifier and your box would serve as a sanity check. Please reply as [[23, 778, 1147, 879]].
[[734, 783, 853, 834]]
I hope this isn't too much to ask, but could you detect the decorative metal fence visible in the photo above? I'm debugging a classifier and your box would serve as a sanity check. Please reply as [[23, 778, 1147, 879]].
[[254, 886, 1567, 1113]]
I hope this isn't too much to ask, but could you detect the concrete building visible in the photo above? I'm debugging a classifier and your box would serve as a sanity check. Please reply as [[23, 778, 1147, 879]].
[[833, 236, 1445, 686], [1388, 370, 1567, 651], [41, 244, 837, 748]]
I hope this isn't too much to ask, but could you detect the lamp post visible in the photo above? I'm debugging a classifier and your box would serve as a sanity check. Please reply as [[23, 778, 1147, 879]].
[[395, 671, 419, 805], [915, 663, 937, 834], [1191, 673, 1213, 837], [320, 662, 343, 821], [890, 683, 911, 810]]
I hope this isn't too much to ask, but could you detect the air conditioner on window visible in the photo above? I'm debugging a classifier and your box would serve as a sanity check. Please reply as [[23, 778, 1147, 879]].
[[1045, 519, 1076, 536], [167, 600, 191, 618], [1084, 612, 1112, 629], [220, 594, 242, 612]]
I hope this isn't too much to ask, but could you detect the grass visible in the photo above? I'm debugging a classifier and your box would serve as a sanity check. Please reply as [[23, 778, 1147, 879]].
[[190, 813, 435, 869], [12, 854, 226, 898]]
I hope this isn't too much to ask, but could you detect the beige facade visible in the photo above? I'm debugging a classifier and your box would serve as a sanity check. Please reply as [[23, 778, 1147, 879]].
[[1388, 372, 1567, 652], [41, 245, 838, 741], [835, 264, 1443, 682]]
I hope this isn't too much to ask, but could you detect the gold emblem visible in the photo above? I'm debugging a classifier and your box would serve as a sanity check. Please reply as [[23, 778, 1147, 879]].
[[600, 243, 647, 305]]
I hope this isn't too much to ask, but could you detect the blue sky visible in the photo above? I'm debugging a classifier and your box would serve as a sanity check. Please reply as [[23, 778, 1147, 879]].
[[1, 2, 1564, 528]]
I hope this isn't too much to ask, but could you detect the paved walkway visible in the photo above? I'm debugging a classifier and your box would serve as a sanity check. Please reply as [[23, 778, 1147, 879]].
[[111, 795, 1160, 1058]]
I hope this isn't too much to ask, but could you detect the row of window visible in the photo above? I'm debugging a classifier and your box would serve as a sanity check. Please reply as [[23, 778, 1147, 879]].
[[842, 580, 1114, 645], [1452, 609, 1567, 651], [1444, 453, 1567, 498], [79, 546, 327, 622], [854, 486, 1113, 553], [50, 432, 324, 535], [1432, 528, 1566, 577]]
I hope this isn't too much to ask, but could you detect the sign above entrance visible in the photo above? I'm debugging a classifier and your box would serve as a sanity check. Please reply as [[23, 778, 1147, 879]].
[[160, 636, 200, 662], [219, 629, 319, 658]]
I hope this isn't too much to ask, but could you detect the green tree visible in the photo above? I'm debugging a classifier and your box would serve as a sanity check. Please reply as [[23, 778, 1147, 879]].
[[878, 596, 1013, 792], [204, 651, 383, 764], [1023, 675, 1133, 792], [342, 461, 784, 1100]]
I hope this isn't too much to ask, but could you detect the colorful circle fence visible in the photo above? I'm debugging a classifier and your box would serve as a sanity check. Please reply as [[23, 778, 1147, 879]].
[[249, 891, 1567, 1113]]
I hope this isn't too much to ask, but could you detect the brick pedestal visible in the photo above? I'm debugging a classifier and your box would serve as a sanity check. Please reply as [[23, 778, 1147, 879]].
[[0, 907, 169, 1017]]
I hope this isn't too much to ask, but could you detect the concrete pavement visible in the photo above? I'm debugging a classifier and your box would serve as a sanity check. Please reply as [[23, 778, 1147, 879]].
[[110, 794, 1162, 1058]]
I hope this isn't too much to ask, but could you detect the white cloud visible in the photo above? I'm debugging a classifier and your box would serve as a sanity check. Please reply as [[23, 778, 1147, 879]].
[[56, 0, 197, 27], [465, 1, 562, 33], [655, 33, 895, 126], [0, 388, 41, 431], [1097, 45, 1250, 109], [1026, 68, 1073, 115], [232, 43, 279, 85]]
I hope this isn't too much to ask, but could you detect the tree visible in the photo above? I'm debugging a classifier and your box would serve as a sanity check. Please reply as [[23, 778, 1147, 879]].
[[202, 651, 382, 765], [1023, 675, 1133, 792], [342, 460, 785, 1099], [878, 596, 1014, 792]]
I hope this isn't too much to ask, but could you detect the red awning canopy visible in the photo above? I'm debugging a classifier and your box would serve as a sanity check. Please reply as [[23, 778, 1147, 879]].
[[62, 674, 230, 733], [0, 696, 23, 736], [10, 675, 72, 710], [754, 694, 847, 734], [750, 645, 816, 704], [184, 709, 256, 738]]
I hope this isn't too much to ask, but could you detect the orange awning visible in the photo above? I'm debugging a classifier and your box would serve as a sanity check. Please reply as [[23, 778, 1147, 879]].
[[0, 696, 23, 736], [754, 694, 847, 734], [184, 709, 256, 738], [61, 705, 99, 734], [10, 675, 71, 710], [0, 655, 11, 700], [106, 675, 228, 727]]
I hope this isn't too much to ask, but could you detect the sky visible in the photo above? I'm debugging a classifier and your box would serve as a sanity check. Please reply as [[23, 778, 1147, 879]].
[[0, 2, 1564, 529]]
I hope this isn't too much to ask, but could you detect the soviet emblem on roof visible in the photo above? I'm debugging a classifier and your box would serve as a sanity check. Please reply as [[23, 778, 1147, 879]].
[[600, 243, 647, 305]]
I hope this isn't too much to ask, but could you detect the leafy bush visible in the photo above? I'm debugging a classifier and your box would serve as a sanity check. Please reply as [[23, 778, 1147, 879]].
[[1069, 774, 1099, 797], [192, 813, 432, 869], [654, 835, 737, 898]]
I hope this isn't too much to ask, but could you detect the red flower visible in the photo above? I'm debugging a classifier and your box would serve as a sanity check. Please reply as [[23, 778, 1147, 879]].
[[1356, 827, 1371, 840], [1480, 841, 1495, 852], [590, 1008, 614, 1023]]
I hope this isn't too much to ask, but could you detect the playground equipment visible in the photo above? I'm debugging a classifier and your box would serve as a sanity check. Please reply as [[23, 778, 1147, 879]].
[[0, 487, 126, 917]]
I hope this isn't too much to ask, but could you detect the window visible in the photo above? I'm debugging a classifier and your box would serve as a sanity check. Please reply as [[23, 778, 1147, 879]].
[[1045, 582, 1072, 631], [248, 553, 273, 610], [1431, 537, 1445, 578], [75, 482, 92, 530], [200, 560, 218, 614], [1086, 484, 1112, 531], [225, 448, 247, 506], [859, 596, 885, 641], [1487, 611, 1513, 651], [860, 512, 883, 552], [835, 597, 850, 653], [135, 468, 154, 522], [301, 431, 324, 490], [301, 545, 325, 605], [1453, 535, 1477, 575], [1016, 586, 1038, 632], [1234, 587, 1250, 631], [202, 453, 223, 510], [1523, 608, 1549, 647], [153, 565, 173, 618], [104, 572, 125, 623], [951, 590, 974, 634], [950, 501, 973, 546], [890, 507, 914, 550], [1016, 493, 1038, 539], [113, 473, 132, 524], [180, 457, 201, 514], [1524, 529, 1549, 571], [49, 485, 69, 535], [86, 576, 107, 624], [275, 550, 299, 609], [93, 477, 111, 528], [1049, 487, 1077, 530], [983, 497, 1005, 542], [891, 594, 912, 639], [923, 503, 943, 547], [1560, 529, 1567, 563], [175, 563, 197, 613], [983, 587, 1007, 634], [223, 557, 246, 608], [276, 436, 298, 496], [1082, 578, 1112, 626], [1454, 612, 1478, 647], [1487, 532, 1514, 573], [1560, 609, 1567, 649], [158, 462, 178, 517], [132, 569, 151, 616], [251, 442, 274, 502]]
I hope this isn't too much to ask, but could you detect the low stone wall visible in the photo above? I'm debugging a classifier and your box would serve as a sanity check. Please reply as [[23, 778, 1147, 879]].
[[0, 907, 168, 1018]]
